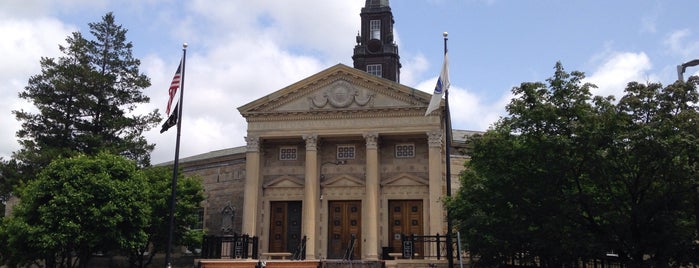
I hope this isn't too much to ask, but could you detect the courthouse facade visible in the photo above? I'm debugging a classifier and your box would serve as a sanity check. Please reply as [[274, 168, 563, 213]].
[[176, 0, 475, 261]]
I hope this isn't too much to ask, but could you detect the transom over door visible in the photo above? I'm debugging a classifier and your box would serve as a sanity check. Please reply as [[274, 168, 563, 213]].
[[388, 200, 423, 257], [269, 201, 302, 253], [327, 200, 362, 259]]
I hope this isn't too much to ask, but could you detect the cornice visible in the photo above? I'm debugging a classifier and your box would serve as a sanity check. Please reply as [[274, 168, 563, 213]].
[[244, 107, 428, 122]]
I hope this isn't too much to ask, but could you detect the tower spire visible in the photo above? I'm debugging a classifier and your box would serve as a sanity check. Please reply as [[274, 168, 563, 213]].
[[353, 0, 401, 82], [365, 0, 389, 8]]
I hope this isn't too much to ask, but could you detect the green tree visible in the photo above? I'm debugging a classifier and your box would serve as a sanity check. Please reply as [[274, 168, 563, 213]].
[[0, 13, 204, 267], [0, 153, 151, 268], [447, 63, 699, 267], [586, 78, 699, 266], [8, 12, 159, 191], [129, 166, 204, 268], [0, 158, 21, 214]]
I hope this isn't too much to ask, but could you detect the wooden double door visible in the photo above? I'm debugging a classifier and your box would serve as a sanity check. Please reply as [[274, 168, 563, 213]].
[[269, 201, 302, 253], [327, 200, 362, 259], [389, 200, 424, 257]]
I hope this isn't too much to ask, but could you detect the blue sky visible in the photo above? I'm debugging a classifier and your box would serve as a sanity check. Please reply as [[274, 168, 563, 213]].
[[1, 0, 698, 164]]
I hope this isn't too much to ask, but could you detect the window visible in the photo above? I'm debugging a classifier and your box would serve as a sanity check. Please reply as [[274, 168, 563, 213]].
[[367, 64, 382, 77], [370, 20, 381, 39], [395, 143, 415, 158], [280, 146, 297, 160], [337, 145, 356, 160]]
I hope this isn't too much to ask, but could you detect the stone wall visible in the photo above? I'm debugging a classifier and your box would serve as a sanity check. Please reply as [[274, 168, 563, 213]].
[[180, 149, 247, 236]]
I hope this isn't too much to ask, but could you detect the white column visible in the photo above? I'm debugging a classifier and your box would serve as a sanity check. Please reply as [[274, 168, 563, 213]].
[[363, 132, 380, 260], [427, 131, 444, 236], [302, 134, 319, 259], [242, 136, 261, 236]]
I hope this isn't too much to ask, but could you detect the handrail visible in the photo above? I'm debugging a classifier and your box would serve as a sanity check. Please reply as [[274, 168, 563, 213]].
[[201, 234, 259, 259]]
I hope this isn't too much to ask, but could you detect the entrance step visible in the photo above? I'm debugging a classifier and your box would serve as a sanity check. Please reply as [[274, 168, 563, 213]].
[[322, 260, 382, 268]]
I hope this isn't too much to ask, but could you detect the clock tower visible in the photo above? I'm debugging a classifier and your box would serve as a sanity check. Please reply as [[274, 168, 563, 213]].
[[352, 0, 401, 83]]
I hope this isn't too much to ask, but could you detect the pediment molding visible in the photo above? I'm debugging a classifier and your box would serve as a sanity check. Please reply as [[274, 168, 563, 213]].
[[244, 107, 426, 122], [263, 175, 304, 188], [238, 64, 433, 118], [321, 174, 365, 187], [308, 79, 375, 109], [381, 173, 428, 186]]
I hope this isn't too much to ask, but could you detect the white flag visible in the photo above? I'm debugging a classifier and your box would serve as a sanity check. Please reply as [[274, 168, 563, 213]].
[[425, 52, 450, 116]]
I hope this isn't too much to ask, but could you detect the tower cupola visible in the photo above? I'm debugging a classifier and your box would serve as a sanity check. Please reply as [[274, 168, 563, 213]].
[[352, 0, 401, 82]]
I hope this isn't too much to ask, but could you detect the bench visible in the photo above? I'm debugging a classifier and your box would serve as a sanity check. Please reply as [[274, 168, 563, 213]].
[[261, 252, 293, 260], [387, 252, 420, 259], [387, 253, 402, 260]]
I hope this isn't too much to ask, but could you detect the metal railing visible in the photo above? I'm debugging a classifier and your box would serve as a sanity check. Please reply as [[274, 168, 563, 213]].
[[397, 233, 458, 260], [292, 235, 308, 260], [500, 253, 624, 267], [201, 234, 259, 259]]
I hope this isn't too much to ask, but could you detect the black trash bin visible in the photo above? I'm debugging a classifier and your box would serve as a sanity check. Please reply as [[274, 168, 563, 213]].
[[381, 247, 395, 260]]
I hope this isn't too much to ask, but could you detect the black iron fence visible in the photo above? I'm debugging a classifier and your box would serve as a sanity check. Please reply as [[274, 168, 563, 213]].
[[393, 234, 623, 267], [497, 252, 624, 267], [201, 234, 259, 259], [501, 257, 624, 268], [395, 233, 459, 260]]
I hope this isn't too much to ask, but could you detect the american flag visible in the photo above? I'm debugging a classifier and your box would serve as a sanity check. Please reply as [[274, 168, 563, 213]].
[[166, 61, 182, 115]]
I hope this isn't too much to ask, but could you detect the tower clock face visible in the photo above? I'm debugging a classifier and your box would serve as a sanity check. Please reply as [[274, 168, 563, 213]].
[[367, 39, 382, 53]]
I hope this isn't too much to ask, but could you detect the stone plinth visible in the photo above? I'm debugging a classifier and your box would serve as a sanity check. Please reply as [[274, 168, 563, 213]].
[[197, 259, 259, 268], [322, 260, 382, 268], [264, 260, 321, 268], [197, 259, 321, 268]]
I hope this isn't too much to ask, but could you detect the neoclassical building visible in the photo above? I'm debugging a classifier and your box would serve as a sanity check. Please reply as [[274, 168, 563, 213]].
[[175, 0, 476, 262]]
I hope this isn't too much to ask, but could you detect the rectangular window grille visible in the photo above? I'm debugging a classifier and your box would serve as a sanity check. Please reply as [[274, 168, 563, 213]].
[[370, 20, 381, 39], [280, 146, 298, 160], [395, 143, 415, 158], [337, 145, 356, 160], [367, 64, 382, 77]]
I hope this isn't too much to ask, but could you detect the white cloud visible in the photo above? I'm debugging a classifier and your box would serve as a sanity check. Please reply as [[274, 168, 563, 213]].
[[663, 30, 699, 72], [414, 77, 509, 132], [142, 2, 362, 163], [142, 41, 327, 163], [664, 29, 693, 56], [639, 2, 661, 34], [0, 1, 366, 164], [0, 18, 74, 83], [585, 52, 653, 99], [186, 1, 361, 65], [0, 17, 74, 159], [0, 0, 109, 19], [400, 53, 430, 87], [640, 16, 657, 34], [448, 86, 509, 131]]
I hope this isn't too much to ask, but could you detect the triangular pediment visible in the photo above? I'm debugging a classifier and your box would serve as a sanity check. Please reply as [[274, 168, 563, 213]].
[[238, 64, 433, 116], [381, 173, 428, 186], [263, 175, 304, 188], [321, 174, 365, 187]]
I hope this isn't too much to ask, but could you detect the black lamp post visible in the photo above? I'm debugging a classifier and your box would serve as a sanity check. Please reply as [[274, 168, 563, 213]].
[[677, 59, 699, 82]]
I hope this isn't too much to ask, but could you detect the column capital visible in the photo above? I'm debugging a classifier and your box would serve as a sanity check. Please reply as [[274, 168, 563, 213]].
[[363, 132, 379, 149], [303, 134, 319, 151], [427, 130, 442, 148], [245, 136, 260, 152]]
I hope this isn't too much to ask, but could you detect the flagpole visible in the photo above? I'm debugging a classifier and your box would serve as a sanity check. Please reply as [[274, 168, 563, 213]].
[[443, 32, 455, 268], [166, 43, 187, 268]]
